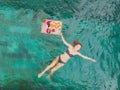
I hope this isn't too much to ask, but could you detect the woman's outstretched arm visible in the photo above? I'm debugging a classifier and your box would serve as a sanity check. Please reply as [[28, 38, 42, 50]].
[[76, 52, 96, 62], [60, 32, 72, 48]]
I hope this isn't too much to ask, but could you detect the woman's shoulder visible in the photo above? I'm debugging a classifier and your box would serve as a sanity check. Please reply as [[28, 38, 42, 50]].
[[68, 46, 74, 50]]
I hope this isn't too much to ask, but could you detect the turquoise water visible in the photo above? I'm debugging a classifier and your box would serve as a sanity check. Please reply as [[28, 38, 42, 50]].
[[0, 0, 120, 90]]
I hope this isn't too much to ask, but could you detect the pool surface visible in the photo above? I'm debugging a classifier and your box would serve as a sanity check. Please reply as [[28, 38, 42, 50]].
[[0, 0, 120, 90]]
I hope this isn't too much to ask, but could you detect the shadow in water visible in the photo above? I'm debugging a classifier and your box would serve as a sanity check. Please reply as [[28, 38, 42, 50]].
[[2, 52, 34, 59], [3, 79, 54, 90], [0, 41, 8, 46]]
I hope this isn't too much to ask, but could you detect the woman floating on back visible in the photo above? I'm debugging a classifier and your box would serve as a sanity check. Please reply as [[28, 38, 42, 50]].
[[38, 32, 96, 78]]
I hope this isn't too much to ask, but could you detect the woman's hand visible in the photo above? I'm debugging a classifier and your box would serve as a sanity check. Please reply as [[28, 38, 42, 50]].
[[91, 59, 96, 62], [59, 31, 62, 36]]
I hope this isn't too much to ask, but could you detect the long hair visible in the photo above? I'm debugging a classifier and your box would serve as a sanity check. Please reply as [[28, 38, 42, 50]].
[[72, 39, 82, 47]]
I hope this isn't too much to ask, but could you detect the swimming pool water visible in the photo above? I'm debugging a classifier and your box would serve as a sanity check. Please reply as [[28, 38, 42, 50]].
[[0, 0, 120, 90]]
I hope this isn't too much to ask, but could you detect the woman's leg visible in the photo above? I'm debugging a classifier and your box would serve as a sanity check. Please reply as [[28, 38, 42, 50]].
[[47, 63, 64, 78], [38, 56, 59, 78]]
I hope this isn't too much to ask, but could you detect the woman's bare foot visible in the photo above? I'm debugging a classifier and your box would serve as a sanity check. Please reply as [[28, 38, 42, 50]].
[[47, 74, 51, 79], [38, 72, 44, 78]]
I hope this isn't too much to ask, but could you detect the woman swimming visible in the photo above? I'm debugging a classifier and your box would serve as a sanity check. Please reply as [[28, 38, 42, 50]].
[[38, 32, 96, 78]]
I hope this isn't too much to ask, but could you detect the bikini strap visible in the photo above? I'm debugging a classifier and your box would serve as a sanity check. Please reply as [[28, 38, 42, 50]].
[[66, 49, 74, 57]]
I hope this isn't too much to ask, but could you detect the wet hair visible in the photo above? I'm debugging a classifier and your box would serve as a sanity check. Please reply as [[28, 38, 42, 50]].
[[72, 39, 82, 47]]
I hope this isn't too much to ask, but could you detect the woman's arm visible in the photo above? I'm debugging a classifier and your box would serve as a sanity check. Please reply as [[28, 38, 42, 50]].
[[76, 52, 96, 62], [60, 32, 73, 48]]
